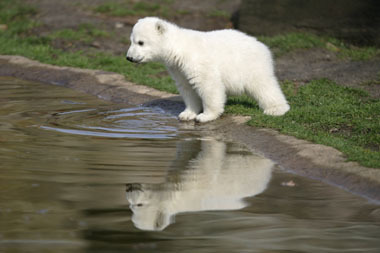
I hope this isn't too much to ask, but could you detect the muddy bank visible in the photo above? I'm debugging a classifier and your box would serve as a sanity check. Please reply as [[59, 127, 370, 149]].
[[1, 55, 379, 202]]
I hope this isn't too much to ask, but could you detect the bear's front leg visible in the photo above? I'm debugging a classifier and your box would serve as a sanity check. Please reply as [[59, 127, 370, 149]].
[[195, 83, 226, 123], [176, 82, 202, 121]]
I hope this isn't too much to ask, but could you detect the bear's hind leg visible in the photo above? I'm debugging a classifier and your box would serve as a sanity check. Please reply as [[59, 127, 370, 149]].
[[246, 77, 290, 116]]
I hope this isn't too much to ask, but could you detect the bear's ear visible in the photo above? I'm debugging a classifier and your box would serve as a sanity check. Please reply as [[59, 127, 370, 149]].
[[155, 21, 166, 35]]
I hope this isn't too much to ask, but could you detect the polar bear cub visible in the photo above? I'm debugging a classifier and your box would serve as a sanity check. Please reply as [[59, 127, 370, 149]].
[[126, 17, 290, 122]]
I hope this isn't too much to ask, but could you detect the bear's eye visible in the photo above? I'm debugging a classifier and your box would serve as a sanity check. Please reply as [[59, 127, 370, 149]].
[[138, 41, 144, 46]]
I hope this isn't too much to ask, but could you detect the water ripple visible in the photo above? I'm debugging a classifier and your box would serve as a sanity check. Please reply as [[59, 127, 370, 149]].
[[41, 106, 178, 139]]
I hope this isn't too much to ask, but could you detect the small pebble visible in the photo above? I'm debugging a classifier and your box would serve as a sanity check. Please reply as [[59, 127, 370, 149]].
[[115, 22, 124, 29], [0, 24, 8, 31], [91, 41, 101, 48], [37, 209, 49, 214], [281, 180, 296, 187]]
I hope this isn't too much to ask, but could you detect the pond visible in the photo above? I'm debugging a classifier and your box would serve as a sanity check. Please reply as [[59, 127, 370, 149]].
[[0, 77, 379, 252]]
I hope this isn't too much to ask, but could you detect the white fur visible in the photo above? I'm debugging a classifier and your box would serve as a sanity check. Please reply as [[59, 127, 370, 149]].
[[127, 17, 290, 122], [126, 139, 273, 231]]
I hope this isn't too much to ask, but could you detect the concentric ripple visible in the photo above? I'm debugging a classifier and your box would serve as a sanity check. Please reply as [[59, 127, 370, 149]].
[[41, 106, 179, 139]]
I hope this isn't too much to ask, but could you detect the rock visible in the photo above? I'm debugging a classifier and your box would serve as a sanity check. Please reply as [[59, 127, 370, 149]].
[[325, 42, 339, 52], [91, 41, 101, 48], [236, 0, 380, 46], [115, 22, 124, 29], [0, 24, 8, 31]]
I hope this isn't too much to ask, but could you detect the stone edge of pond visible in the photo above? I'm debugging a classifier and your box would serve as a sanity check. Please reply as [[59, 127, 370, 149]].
[[0, 55, 379, 203]]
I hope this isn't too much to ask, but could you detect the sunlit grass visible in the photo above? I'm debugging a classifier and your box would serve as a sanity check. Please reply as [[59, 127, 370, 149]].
[[226, 80, 380, 168], [48, 24, 110, 44]]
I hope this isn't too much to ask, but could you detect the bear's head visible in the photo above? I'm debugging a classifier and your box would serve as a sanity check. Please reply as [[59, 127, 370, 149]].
[[126, 17, 168, 63], [126, 183, 173, 231]]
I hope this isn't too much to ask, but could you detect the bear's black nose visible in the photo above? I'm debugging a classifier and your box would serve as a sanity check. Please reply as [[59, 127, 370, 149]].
[[126, 56, 134, 62], [126, 183, 143, 192]]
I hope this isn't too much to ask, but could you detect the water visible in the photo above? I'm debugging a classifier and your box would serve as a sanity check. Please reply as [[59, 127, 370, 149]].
[[0, 76, 379, 253]]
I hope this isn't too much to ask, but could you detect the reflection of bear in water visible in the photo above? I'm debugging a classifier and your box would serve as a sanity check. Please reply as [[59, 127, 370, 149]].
[[126, 139, 274, 231]]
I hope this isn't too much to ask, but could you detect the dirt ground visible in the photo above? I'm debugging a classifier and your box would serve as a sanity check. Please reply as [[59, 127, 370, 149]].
[[25, 0, 380, 97]]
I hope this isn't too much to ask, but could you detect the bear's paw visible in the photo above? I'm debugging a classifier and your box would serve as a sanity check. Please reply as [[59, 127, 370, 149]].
[[263, 104, 290, 116], [195, 113, 219, 123], [178, 110, 197, 121]]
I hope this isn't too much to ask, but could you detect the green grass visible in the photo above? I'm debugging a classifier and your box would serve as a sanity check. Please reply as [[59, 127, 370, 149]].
[[207, 9, 230, 18], [1, 0, 379, 168], [48, 24, 110, 44], [0, 0, 38, 35], [226, 80, 380, 168], [259, 33, 380, 60], [258, 33, 324, 57], [338, 46, 380, 61], [93, 1, 166, 17], [0, 1, 36, 23]]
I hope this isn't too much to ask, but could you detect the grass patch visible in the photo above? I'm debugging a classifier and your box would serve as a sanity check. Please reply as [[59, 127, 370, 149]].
[[0, 0, 38, 35], [259, 33, 380, 60], [338, 46, 380, 61], [0, 0, 37, 24], [93, 1, 168, 17], [1, 0, 379, 167], [207, 9, 230, 18], [48, 24, 110, 44], [258, 33, 324, 57], [226, 79, 380, 168]]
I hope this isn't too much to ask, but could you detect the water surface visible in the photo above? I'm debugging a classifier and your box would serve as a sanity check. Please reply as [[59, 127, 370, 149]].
[[0, 77, 379, 253]]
